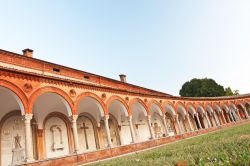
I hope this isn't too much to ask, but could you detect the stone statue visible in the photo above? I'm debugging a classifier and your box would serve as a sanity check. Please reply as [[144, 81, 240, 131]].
[[12, 134, 25, 164]]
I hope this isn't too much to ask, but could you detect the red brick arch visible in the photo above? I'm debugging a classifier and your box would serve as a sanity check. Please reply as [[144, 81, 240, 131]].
[[106, 95, 129, 115], [74, 92, 107, 115], [28, 86, 74, 114], [185, 102, 197, 114], [196, 102, 206, 114], [175, 101, 187, 114], [162, 101, 177, 115], [147, 99, 163, 115], [129, 98, 149, 116], [0, 79, 29, 114]]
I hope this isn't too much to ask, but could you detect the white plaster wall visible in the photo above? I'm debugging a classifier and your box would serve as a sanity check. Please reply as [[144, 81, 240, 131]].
[[1, 116, 25, 166], [134, 119, 150, 142], [120, 121, 132, 145], [44, 117, 69, 158], [77, 116, 96, 153]]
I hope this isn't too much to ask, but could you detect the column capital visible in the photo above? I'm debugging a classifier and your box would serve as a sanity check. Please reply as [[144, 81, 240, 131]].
[[128, 115, 133, 121], [104, 114, 110, 120], [22, 114, 33, 122], [70, 115, 78, 123]]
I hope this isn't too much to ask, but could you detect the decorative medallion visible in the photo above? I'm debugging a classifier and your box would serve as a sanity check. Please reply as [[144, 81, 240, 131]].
[[69, 89, 76, 98], [144, 99, 148, 103], [23, 83, 33, 93], [101, 93, 106, 100], [125, 97, 129, 102], [159, 100, 162, 104]]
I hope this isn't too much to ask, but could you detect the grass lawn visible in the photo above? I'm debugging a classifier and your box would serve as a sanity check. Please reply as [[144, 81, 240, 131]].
[[90, 123, 250, 166]]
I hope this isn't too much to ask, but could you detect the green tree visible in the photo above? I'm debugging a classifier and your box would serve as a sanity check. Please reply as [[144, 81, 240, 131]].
[[179, 78, 239, 97], [225, 87, 240, 96]]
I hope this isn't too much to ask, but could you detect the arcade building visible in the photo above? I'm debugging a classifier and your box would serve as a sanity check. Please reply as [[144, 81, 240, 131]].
[[0, 48, 249, 166]]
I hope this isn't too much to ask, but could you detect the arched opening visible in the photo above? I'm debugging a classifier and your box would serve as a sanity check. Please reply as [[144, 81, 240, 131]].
[[213, 104, 223, 125], [177, 104, 188, 133], [245, 102, 250, 117], [197, 105, 208, 129], [32, 92, 73, 159], [163, 104, 176, 136], [108, 99, 130, 146], [150, 103, 164, 138], [130, 101, 150, 142], [206, 105, 216, 127], [187, 104, 197, 131], [229, 103, 238, 122], [236, 103, 247, 119], [77, 113, 99, 152], [76, 96, 106, 150], [0, 86, 34, 165]]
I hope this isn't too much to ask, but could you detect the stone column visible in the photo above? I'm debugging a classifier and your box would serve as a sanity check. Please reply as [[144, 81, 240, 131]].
[[195, 113, 202, 129], [128, 115, 136, 143], [205, 112, 211, 128], [229, 111, 235, 122], [104, 115, 112, 148], [221, 112, 226, 124], [186, 114, 193, 131], [23, 114, 33, 161], [71, 115, 79, 153], [228, 113, 232, 122], [175, 115, 182, 134], [147, 115, 155, 139], [162, 114, 169, 136], [213, 113, 219, 126]]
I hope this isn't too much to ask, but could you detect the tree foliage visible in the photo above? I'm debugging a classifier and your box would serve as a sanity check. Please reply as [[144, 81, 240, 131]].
[[179, 78, 239, 97]]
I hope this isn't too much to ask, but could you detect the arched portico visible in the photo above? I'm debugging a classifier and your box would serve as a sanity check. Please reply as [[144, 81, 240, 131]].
[[107, 96, 131, 146], [197, 104, 209, 129], [163, 102, 176, 136], [213, 103, 223, 126], [75, 94, 107, 150], [129, 99, 151, 142], [0, 86, 33, 165], [236, 103, 247, 119], [205, 104, 217, 127], [176, 103, 188, 134], [149, 102, 165, 138], [32, 91, 74, 159], [186, 104, 197, 131]]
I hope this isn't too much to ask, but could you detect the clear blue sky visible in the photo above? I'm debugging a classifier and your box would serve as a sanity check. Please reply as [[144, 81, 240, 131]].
[[1, 1, 250, 96]]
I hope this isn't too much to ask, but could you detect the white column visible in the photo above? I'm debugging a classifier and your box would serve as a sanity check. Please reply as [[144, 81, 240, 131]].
[[213, 113, 219, 126], [128, 115, 136, 143], [175, 115, 182, 134], [195, 113, 202, 129], [229, 111, 235, 122], [221, 112, 226, 124], [104, 115, 112, 148], [23, 114, 33, 161], [71, 115, 79, 153], [205, 112, 211, 128], [186, 114, 193, 131], [162, 114, 169, 136], [147, 115, 155, 139]]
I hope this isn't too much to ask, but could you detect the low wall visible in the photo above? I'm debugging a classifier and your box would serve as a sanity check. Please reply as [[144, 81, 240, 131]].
[[22, 120, 250, 166]]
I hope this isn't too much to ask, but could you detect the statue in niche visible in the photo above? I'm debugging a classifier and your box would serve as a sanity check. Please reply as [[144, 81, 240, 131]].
[[12, 134, 25, 164], [50, 125, 64, 151], [153, 123, 162, 138]]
